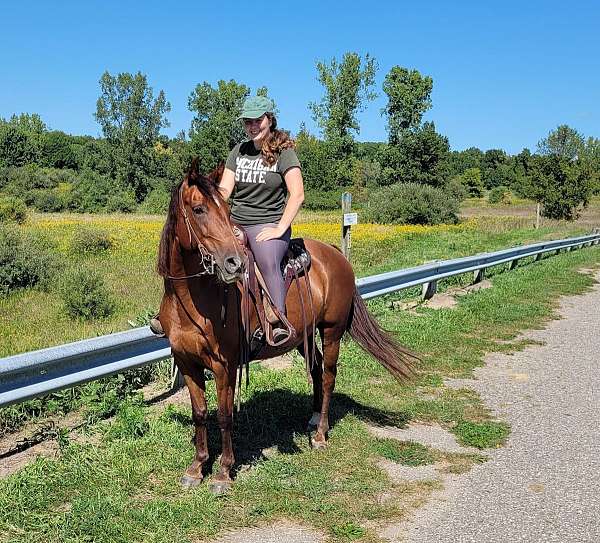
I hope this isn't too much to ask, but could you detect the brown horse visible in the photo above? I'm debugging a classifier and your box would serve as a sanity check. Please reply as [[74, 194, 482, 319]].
[[157, 160, 417, 493]]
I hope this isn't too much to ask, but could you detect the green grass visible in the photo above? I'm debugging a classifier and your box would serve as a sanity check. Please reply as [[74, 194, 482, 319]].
[[0, 211, 599, 542]]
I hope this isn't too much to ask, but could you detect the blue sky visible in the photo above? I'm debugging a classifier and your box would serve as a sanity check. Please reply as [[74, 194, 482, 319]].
[[1, 1, 598, 154]]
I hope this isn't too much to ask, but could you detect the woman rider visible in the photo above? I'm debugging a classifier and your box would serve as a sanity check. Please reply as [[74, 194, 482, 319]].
[[218, 95, 305, 343]]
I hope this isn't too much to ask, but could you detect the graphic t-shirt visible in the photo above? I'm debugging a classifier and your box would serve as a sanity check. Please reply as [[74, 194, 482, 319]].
[[225, 141, 301, 226]]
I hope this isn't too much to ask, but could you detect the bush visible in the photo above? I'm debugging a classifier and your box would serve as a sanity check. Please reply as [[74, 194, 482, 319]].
[[70, 227, 114, 255], [0, 195, 26, 224], [488, 185, 513, 205], [139, 188, 171, 214], [0, 226, 59, 294], [105, 190, 137, 213], [366, 183, 459, 225], [31, 189, 67, 212], [60, 268, 115, 320], [444, 177, 469, 203], [304, 189, 343, 211]]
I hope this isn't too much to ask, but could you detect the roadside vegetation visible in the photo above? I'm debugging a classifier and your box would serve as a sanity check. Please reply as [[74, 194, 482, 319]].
[[0, 205, 598, 542]]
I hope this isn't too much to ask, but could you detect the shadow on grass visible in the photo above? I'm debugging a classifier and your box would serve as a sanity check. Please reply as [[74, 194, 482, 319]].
[[162, 388, 411, 476]]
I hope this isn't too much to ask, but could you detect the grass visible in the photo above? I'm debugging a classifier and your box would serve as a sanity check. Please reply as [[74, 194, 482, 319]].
[[0, 205, 599, 542]]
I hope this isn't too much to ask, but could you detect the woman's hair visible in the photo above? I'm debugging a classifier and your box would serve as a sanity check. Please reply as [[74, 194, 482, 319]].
[[261, 113, 295, 166]]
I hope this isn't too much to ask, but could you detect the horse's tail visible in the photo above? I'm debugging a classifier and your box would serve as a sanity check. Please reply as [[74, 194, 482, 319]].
[[346, 287, 418, 382]]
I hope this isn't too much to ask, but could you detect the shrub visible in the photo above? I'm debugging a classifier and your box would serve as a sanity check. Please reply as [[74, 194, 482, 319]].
[[445, 177, 469, 203], [304, 189, 343, 211], [0, 195, 26, 224], [70, 227, 114, 255], [31, 189, 67, 212], [139, 188, 171, 214], [366, 183, 459, 225], [0, 226, 59, 294], [60, 268, 115, 320], [105, 190, 137, 213], [488, 185, 513, 205]]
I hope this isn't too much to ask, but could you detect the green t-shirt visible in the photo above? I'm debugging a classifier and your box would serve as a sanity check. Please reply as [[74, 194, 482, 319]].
[[225, 141, 301, 226]]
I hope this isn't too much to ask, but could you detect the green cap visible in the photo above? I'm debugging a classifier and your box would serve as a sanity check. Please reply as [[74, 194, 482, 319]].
[[238, 96, 274, 120]]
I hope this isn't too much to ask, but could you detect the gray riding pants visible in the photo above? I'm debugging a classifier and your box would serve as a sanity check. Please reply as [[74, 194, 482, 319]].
[[241, 223, 291, 313]]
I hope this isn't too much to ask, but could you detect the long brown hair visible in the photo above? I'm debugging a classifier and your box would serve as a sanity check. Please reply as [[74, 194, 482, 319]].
[[261, 113, 295, 166]]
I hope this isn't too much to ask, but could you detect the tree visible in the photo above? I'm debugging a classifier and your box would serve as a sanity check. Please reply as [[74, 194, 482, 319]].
[[529, 155, 591, 220], [40, 131, 77, 169], [95, 71, 171, 200], [309, 52, 377, 159], [0, 125, 33, 167], [396, 122, 450, 187], [537, 125, 584, 160], [188, 80, 259, 173], [459, 167, 484, 197], [382, 66, 433, 145], [580, 137, 600, 193]]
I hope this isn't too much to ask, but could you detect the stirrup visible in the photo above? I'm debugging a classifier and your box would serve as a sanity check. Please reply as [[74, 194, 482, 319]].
[[267, 322, 294, 347]]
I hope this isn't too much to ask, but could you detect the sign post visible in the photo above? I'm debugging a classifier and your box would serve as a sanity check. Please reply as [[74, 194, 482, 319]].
[[341, 192, 357, 259]]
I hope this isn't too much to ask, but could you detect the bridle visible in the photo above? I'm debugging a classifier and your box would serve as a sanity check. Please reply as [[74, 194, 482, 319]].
[[166, 184, 216, 280]]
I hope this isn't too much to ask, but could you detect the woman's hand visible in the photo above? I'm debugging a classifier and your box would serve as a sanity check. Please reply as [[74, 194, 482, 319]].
[[256, 225, 286, 242]]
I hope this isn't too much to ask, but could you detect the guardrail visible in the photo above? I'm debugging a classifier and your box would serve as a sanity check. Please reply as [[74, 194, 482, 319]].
[[1, 232, 599, 408]]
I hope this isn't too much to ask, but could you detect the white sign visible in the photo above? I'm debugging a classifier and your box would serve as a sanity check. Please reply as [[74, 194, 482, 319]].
[[343, 212, 358, 226]]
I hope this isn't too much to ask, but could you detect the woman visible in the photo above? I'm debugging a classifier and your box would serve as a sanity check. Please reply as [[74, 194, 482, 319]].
[[219, 95, 305, 342]]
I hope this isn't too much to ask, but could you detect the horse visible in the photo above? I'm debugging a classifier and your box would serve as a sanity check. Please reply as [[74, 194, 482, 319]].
[[157, 159, 417, 494]]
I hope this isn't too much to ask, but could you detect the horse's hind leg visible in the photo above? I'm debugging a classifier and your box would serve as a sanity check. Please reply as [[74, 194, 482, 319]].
[[178, 358, 209, 489], [312, 326, 343, 449]]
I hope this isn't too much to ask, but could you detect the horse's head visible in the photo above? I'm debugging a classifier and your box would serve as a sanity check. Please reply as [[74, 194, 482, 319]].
[[158, 159, 244, 284]]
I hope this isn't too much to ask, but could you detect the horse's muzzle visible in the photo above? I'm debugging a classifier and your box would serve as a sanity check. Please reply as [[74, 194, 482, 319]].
[[220, 255, 244, 283]]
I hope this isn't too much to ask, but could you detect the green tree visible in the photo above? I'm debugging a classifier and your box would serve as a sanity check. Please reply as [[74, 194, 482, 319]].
[[95, 71, 171, 201], [40, 131, 77, 169], [529, 155, 591, 220], [580, 137, 600, 193], [459, 167, 484, 197], [382, 66, 433, 145], [309, 52, 377, 159], [396, 122, 450, 187], [188, 80, 261, 173], [0, 125, 33, 167], [537, 124, 584, 160]]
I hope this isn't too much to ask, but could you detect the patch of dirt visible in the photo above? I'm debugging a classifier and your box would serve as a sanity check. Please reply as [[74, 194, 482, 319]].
[[376, 459, 441, 483], [259, 354, 294, 371], [205, 520, 324, 543], [0, 439, 58, 478]]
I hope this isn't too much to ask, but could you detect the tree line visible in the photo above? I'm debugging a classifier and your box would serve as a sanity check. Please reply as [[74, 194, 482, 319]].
[[1, 52, 599, 222]]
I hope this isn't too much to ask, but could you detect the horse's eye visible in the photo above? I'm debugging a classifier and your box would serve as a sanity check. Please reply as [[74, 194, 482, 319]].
[[193, 205, 206, 215]]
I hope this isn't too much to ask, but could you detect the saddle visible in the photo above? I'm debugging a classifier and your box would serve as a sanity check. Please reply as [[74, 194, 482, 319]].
[[232, 225, 316, 370]]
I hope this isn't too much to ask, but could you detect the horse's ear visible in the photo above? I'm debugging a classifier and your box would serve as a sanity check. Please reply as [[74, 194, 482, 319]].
[[187, 157, 201, 185], [206, 162, 225, 185]]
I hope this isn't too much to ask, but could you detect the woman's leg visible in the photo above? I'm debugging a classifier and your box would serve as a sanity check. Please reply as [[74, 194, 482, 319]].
[[242, 223, 291, 313]]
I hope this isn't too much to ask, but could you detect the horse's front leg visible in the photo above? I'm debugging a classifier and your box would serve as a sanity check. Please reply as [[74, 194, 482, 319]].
[[177, 356, 210, 488], [209, 363, 237, 495]]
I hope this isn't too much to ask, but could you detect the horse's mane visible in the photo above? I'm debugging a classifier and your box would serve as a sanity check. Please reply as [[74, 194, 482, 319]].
[[157, 159, 224, 277]]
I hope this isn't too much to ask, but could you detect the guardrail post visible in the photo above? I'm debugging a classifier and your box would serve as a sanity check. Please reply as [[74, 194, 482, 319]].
[[421, 280, 437, 300], [171, 364, 185, 391], [473, 268, 485, 284], [509, 259, 519, 270], [535, 252, 544, 261]]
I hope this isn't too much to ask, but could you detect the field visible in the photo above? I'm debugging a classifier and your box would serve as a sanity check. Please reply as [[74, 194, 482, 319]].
[[0, 201, 599, 542]]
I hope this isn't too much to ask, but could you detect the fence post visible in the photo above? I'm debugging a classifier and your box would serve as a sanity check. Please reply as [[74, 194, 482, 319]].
[[341, 192, 353, 259], [421, 280, 437, 300], [509, 259, 519, 270], [473, 268, 485, 284]]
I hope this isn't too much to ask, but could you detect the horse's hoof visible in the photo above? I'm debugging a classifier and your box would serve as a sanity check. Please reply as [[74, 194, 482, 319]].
[[311, 436, 328, 450], [209, 479, 232, 496], [180, 475, 203, 489]]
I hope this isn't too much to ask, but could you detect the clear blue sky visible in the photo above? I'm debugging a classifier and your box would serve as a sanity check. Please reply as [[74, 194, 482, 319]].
[[1, 1, 598, 154]]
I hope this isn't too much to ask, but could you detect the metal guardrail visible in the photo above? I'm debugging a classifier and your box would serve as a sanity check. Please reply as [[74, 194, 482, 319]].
[[1, 232, 599, 408]]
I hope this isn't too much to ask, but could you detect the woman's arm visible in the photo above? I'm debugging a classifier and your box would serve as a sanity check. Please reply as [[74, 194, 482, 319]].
[[256, 166, 305, 242], [218, 168, 236, 201]]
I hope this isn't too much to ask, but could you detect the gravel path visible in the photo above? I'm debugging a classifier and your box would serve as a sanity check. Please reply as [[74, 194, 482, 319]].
[[401, 272, 600, 543]]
